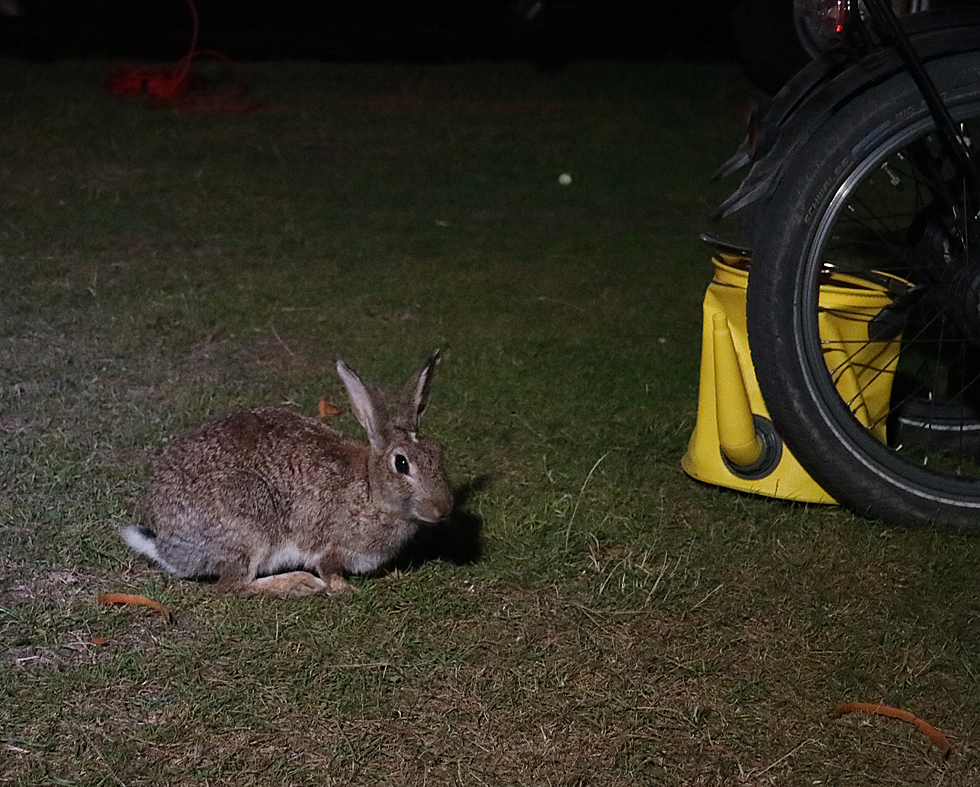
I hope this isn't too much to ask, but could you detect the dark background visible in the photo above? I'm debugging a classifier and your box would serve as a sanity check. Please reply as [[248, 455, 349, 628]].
[[0, 0, 774, 65], [6, 3, 975, 97]]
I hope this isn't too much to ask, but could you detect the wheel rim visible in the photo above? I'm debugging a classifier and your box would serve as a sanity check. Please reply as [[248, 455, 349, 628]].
[[798, 105, 980, 501]]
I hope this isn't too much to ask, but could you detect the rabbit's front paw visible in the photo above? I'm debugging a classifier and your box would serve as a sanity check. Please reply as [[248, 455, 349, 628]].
[[321, 573, 356, 595], [245, 571, 330, 597]]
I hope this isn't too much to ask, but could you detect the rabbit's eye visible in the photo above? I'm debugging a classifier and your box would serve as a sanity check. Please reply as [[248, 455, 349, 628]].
[[394, 454, 410, 474]]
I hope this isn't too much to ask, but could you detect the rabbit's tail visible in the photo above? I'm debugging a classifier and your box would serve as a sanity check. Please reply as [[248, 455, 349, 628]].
[[120, 524, 180, 575]]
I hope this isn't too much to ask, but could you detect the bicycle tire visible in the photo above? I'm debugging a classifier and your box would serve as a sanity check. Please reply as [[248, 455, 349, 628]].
[[746, 50, 980, 531]]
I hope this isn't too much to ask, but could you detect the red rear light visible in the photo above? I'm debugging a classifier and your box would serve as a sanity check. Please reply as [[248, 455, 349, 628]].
[[833, 0, 851, 33], [795, 0, 852, 58]]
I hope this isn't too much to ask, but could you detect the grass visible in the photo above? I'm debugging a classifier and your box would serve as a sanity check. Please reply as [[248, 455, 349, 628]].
[[1, 57, 979, 786]]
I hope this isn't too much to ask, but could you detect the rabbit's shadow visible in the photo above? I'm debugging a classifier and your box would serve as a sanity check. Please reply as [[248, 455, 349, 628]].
[[390, 475, 489, 571]]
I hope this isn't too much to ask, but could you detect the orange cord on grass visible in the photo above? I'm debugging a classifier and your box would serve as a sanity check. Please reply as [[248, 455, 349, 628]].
[[836, 702, 952, 758], [98, 592, 176, 623], [103, 0, 260, 114]]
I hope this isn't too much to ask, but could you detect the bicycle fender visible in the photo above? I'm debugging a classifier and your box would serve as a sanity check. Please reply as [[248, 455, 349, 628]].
[[712, 7, 980, 225]]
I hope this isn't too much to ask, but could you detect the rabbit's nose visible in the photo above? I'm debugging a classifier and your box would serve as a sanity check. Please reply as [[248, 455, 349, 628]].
[[415, 491, 454, 523]]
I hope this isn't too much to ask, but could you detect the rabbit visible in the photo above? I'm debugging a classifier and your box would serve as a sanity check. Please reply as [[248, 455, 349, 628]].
[[120, 351, 453, 597]]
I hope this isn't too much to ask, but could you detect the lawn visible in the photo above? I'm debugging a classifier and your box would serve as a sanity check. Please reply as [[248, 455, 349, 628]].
[[1, 57, 978, 786]]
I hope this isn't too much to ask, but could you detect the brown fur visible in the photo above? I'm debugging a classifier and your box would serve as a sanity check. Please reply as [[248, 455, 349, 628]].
[[121, 352, 452, 597]]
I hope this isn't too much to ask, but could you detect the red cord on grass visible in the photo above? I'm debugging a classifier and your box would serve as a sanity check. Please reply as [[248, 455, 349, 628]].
[[104, 67, 194, 99], [103, 0, 260, 114]]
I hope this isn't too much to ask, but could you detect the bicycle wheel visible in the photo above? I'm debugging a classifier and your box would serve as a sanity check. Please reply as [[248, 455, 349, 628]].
[[746, 50, 980, 530]]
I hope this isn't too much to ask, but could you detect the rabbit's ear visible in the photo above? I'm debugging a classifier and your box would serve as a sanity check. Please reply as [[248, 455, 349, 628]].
[[337, 360, 389, 450], [396, 350, 441, 432]]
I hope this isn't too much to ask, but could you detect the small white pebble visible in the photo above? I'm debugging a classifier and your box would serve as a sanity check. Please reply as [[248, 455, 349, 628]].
[[558, 173, 572, 185]]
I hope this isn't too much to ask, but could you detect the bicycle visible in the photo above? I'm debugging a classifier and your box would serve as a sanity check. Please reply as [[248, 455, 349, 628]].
[[710, 0, 980, 530]]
